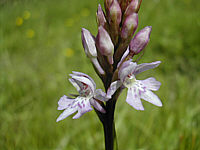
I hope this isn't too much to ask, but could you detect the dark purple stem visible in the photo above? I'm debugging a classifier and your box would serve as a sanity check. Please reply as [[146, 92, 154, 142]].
[[95, 89, 120, 150], [103, 98, 116, 150]]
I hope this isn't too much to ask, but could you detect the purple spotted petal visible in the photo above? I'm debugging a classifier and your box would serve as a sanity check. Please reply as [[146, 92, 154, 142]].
[[140, 77, 161, 91], [126, 87, 144, 110], [73, 98, 93, 119], [90, 98, 106, 113], [119, 61, 137, 82], [133, 61, 161, 75], [140, 90, 162, 107], [57, 95, 74, 110], [107, 80, 122, 98]]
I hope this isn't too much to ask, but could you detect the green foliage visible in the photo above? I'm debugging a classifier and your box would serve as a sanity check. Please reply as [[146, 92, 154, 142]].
[[0, 0, 200, 149]]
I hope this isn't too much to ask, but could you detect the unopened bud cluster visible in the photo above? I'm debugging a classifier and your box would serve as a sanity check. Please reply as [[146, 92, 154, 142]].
[[82, 0, 152, 77]]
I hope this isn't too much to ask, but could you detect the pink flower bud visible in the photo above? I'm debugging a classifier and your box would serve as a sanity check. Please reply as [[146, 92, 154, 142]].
[[96, 4, 107, 27], [124, 0, 139, 16], [109, 0, 122, 26], [105, 0, 113, 9], [121, 13, 138, 39], [129, 26, 152, 54], [118, 0, 130, 13], [81, 28, 97, 58], [96, 26, 114, 64]]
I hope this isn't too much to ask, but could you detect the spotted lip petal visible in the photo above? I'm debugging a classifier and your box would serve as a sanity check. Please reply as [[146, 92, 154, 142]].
[[56, 96, 94, 121], [56, 107, 77, 122], [56, 96, 81, 122], [72, 98, 93, 119], [126, 87, 144, 110], [139, 77, 161, 91], [125, 79, 162, 110], [57, 95, 74, 110], [141, 90, 162, 107]]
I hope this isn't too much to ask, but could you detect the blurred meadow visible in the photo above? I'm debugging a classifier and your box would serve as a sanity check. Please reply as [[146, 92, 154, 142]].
[[0, 0, 200, 149]]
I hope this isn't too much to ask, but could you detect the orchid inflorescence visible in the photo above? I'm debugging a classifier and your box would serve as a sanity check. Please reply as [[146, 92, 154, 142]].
[[56, 0, 162, 149]]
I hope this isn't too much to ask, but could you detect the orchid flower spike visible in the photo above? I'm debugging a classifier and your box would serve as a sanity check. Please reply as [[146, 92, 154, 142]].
[[107, 60, 162, 110], [56, 71, 108, 122]]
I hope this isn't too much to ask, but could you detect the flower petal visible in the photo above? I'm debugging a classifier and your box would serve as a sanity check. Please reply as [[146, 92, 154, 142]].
[[56, 108, 77, 122], [119, 61, 137, 82], [57, 95, 74, 110], [117, 47, 129, 68], [140, 77, 161, 91], [72, 98, 93, 119], [133, 61, 161, 75], [140, 90, 162, 107], [69, 78, 81, 92], [90, 98, 106, 113], [107, 80, 122, 98], [126, 87, 144, 110], [72, 112, 82, 119], [70, 74, 95, 93], [72, 71, 96, 89], [94, 89, 109, 101]]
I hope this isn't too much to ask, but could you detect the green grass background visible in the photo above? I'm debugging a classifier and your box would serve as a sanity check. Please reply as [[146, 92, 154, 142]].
[[0, 0, 200, 149]]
